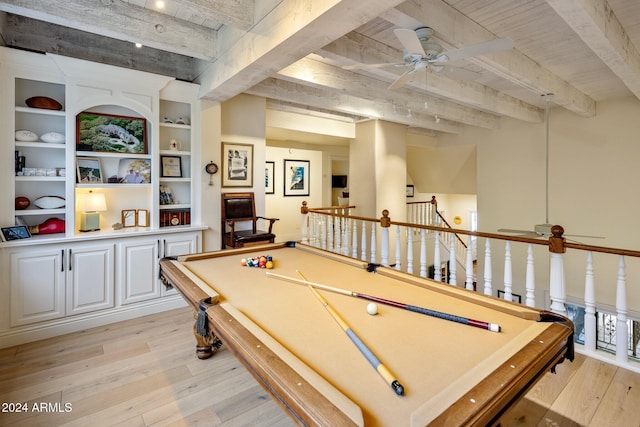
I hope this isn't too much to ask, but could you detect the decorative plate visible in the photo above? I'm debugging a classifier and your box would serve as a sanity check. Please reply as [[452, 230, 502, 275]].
[[25, 96, 63, 110]]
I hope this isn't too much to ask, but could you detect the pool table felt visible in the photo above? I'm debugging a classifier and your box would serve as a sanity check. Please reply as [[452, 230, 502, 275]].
[[175, 245, 566, 426]]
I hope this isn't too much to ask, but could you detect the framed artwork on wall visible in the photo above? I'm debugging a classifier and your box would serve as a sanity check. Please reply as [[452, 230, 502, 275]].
[[265, 161, 275, 194], [76, 111, 147, 154], [222, 142, 253, 187], [406, 184, 415, 197], [284, 159, 310, 196]]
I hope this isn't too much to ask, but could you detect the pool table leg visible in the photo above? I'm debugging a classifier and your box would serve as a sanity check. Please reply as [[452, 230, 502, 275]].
[[192, 316, 222, 359], [192, 297, 223, 359]]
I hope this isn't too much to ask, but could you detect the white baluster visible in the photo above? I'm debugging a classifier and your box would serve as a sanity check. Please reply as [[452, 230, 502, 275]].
[[370, 223, 377, 264], [352, 219, 358, 259], [327, 216, 334, 252], [449, 233, 457, 286], [333, 215, 340, 253], [395, 226, 402, 271], [361, 221, 367, 261], [301, 209, 308, 243], [465, 235, 474, 290], [434, 231, 441, 282], [584, 251, 596, 352], [407, 227, 414, 274], [525, 244, 536, 307], [549, 251, 566, 314], [616, 256, 628, 363], [503, 241, 512, 301], [419, 229, 427, 278], [483, 239, 492, 296], [381, 226, 389, 267], [320, 215, 327, 249], [343, 217, 350, 256]]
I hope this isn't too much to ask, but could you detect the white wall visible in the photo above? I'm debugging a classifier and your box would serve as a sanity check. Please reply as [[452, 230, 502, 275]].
[[265, 146, 323, 242]]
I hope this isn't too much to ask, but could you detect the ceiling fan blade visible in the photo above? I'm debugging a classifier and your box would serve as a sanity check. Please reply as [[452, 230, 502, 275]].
[[393, 28, 426, 56], [497, 228, 540, 237], [388, 68, 417, 90], [435, 38, 513, 63], [342, 62, 406, 70], [438, 65, 481, 81]]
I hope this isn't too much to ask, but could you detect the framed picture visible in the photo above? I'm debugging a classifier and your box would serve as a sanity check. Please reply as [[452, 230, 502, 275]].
[[1, 225, 31, 241], [76, 111, 147, 154], [160, 156, 182, 177], [406, 184, 415, 197], [265, 161, 275, 194], [118, 158, 151, 183], [76, 157, 103, 183], [222, 142, 253, 187], [121, 209, 136, 228], [136, 209, 149, 227], [284, 159, 310, 196]]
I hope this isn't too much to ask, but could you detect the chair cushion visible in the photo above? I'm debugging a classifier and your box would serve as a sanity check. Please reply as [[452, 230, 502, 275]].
[[231, 230, 275, 243]]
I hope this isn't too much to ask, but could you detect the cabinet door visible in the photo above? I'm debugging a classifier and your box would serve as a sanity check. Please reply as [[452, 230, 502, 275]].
[[119, 238, 160, 305], [67, 243, 115, 315], [10, 247, 65, 326], [160, 232, 199, 296], [162, 233, 198, 258]]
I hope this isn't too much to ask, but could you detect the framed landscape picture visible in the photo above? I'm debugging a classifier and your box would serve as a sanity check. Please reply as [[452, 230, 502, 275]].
[[222, 142, 253, 187], [76, 112, 147, 154], [284, 159, 310, 196]]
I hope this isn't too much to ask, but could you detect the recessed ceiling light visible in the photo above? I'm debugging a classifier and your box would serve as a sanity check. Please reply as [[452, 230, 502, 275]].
[[155, 0, 166, 9], [135, 42, 143, 48]]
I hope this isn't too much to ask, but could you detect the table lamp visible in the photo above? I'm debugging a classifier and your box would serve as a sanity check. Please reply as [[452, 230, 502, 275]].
[[79, 191, 107, 232]]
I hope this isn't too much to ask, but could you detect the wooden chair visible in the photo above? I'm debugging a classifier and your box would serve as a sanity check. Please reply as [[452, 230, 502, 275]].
[[221, 192, 279, 249]]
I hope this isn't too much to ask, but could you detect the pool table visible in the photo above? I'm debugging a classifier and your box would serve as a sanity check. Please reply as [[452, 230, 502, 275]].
[[159, 242, 573, 426]]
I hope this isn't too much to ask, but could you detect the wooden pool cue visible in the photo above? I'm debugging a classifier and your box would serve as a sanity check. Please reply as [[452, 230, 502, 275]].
[[267, 271, 501, 333], [296, 270, 405, 397]]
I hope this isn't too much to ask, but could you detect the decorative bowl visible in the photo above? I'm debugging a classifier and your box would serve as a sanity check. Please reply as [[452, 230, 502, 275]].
[[25, 96, 63, 110]]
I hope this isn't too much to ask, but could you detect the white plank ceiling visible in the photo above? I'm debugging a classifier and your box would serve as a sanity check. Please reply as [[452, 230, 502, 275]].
[[1, 0, 639, 140]]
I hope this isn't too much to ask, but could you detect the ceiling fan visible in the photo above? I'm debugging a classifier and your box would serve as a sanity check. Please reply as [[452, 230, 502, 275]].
[[497, 94, 604, 240], [343, 27, 514, 89]]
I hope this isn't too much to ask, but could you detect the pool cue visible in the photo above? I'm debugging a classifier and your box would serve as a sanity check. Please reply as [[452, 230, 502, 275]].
[[296, 271, 405, 397], [267, 271, 501, 333]]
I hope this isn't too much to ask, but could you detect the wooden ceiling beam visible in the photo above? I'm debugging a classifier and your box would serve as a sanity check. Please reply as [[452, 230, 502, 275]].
[[545, 0, 640, 100], [319, 32, 544, 124], [246, 77, 462, 134], [174, 0, 254, 30], [392, 0, 596, 117], [196, 0, 406, 101], [276, 56, 500, 129], [0, 0, 216, 59]]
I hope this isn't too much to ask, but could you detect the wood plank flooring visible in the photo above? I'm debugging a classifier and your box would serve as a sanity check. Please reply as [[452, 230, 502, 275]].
[[1, 307, 639, 426]]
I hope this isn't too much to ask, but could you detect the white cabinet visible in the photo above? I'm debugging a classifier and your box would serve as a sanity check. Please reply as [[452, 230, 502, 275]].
[[9, 241, 115, 326], [67, 243, 115, 315], [10, 246, 65, 326], [119, 237, 160, 305], [119, 231, 200, 303]]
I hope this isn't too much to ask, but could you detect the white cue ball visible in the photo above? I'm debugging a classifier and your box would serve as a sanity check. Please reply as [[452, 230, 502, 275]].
[[366, 302, 378, 315]]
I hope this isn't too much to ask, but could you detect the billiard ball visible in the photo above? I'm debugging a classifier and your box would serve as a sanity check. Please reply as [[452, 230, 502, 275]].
[[367, 303, 378, 315]]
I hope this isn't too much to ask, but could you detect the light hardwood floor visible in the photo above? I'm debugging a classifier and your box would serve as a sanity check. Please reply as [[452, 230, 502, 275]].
[[1, 307, 639, 427]]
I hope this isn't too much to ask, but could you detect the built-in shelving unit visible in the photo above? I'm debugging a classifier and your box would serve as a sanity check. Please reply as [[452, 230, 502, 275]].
[[0, 47, 204, 349]]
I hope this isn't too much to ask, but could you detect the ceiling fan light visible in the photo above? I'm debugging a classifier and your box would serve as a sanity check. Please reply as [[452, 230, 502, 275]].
[[421, 42, 442, 60]]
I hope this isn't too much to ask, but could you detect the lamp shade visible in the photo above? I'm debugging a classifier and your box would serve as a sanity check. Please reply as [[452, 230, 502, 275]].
[[80, 191, 107, 212]]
